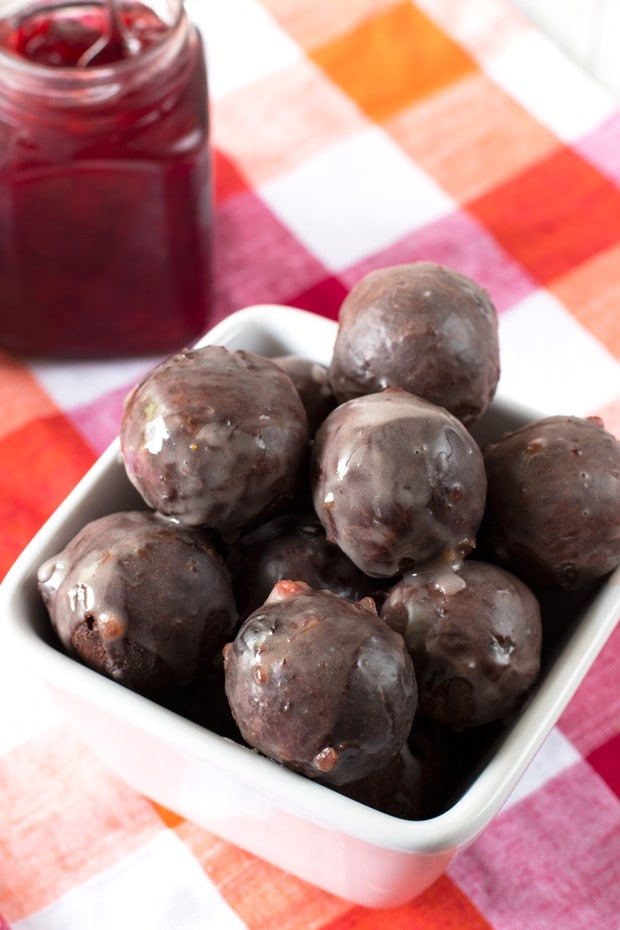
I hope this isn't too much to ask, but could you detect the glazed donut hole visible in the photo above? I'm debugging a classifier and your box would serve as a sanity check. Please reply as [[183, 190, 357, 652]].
[[37, 261, 619, 818]]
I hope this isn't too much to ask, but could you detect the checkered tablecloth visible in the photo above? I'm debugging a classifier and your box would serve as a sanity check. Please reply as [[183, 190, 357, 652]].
[[1, 0, 619, 927]]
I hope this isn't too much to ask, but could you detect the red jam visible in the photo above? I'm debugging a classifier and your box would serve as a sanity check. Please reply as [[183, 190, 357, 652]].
[[0, 2, 212, 357], [6, 4, 167, 67]]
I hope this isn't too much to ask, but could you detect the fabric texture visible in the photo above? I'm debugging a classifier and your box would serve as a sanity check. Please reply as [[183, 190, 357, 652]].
[[1, 1, 619, 927]]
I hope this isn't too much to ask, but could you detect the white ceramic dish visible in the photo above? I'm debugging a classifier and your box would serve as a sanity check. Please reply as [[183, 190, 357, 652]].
[[1, 304, 619, 909]]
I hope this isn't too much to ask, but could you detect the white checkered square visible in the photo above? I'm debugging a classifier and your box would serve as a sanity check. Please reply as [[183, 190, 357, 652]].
[[496, 289, 620, 417], [187, 0, 302, 99], [502, 727, 581, 813], [415, 0, 528, 62], [0, 656, 61, 753], [484, 29, 617, 142], [260, 125, 455, 271], [30, 358, 154, 412], [14, 831, 248, 930]]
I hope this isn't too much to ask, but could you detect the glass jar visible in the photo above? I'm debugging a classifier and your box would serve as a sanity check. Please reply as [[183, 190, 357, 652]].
[[0, 0, 212, 357]]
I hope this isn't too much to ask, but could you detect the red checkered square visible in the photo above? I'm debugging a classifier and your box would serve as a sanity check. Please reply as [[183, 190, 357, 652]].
[[469, 146, 620, 284], [588, 734, 620, 799], [451, 761, 620, 929], [286, 275, 349, 321], [0, 415, 94, 580], [212, 190, 330, 323], [340, 208, 537, 313]]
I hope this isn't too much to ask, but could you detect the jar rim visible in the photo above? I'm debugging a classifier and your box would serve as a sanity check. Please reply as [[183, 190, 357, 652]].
[[0, 0, 186, 90]]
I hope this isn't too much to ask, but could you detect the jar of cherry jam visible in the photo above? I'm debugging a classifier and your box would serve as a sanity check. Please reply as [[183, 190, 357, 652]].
[[0, 0, 212, 357]]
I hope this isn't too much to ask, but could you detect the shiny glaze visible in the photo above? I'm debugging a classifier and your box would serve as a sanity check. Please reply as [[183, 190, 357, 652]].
[[38, 510, 237, 689], [311, 389, 487, 577], [329, 262, 500, 426], [382, 560, 542, 728], [224, 581, 417, 785], [121, 346, 310, 533]]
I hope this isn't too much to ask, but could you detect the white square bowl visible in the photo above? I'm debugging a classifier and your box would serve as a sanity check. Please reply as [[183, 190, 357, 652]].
[[1, 304, 619, 909]]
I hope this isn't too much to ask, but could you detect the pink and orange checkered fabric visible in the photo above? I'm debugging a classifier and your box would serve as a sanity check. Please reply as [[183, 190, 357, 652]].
[[1, 0, 619, 926]]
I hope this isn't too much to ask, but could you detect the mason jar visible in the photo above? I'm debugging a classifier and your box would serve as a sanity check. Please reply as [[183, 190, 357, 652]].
[[0, 0, 212, 356]]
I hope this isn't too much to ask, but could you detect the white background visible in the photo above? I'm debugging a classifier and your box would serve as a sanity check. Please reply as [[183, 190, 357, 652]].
[[511, 0, 620, 98]]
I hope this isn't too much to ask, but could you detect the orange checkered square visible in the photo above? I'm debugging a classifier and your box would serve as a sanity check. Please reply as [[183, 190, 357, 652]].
[[320, 876, 493, 930], [176, 821, 349, 930], [310, 2, 477, 122]]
